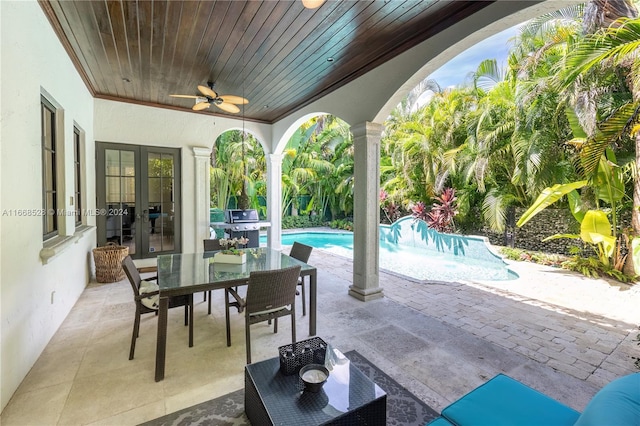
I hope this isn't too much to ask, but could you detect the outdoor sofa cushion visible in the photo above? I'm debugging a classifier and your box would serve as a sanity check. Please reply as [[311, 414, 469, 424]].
[[428, 373, 640, 426], [574, 372, 640, 426], [426, 417, 454, 426], [428, 374, 580, 426]]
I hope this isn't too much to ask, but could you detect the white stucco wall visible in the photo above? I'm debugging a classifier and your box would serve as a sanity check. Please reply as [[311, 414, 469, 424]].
[[0, 0, 96, 411], [93, 100, 272, 252]]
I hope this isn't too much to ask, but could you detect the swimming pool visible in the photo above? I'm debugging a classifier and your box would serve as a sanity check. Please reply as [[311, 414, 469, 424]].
[[261, 228, 518, 282]]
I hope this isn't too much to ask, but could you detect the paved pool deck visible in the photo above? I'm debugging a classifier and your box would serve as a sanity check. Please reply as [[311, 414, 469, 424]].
[[308, 247, 640, 413]]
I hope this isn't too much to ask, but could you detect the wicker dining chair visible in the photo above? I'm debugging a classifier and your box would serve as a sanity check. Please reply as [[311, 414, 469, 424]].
[[289, 242, 313, 315], [225, 265, 302, 364], [122, 256, 193, 360]]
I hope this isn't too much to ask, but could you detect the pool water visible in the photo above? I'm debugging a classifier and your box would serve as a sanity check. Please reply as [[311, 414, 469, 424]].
[[261, 231, 517, 282]]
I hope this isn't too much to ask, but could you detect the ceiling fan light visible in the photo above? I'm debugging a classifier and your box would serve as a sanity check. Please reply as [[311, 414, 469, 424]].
[[302, 0, 325, 9]]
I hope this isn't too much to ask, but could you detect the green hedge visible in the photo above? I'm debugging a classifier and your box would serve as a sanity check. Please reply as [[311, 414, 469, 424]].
[[329, 218, 353, 231], [281, 215, 327, 229]]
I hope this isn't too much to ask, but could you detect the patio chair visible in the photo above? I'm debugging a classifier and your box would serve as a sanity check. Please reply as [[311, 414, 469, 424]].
[[225, 265, 302, 364], [203, 238, 222, 252], [289, 242, 313, 315], [122, 256, 193, 360], [203, 238, 223, 314]]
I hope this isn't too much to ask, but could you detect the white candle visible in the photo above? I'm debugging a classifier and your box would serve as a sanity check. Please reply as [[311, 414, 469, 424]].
[[302, 369, 327, 383]]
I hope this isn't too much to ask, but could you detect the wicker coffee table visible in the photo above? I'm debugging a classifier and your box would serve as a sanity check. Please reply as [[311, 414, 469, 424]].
[[244, 348, 387, 425]]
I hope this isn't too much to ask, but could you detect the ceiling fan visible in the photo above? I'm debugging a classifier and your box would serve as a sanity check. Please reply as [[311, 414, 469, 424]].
[[170, 82, 248, 113]]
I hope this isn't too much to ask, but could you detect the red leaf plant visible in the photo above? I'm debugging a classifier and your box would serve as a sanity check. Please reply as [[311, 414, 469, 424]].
[[426, 188, 458, 233], [410, 201, 429, 222], [380, 189, 401, 223]]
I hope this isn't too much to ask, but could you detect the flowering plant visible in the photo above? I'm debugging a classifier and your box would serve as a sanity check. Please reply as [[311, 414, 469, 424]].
[[219, 237, 249, 254]]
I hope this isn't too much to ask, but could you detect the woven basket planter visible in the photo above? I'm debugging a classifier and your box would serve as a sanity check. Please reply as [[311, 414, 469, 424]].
[[93, 243, 129, 283]]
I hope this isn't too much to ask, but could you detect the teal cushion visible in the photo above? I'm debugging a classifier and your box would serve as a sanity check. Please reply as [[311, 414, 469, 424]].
[[441, 374, 580, 426], [427, 416, 455, 425], [575, 373, 640, 426]]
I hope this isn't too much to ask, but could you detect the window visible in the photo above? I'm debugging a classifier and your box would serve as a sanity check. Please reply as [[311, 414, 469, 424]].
[[73, 126, 83, 226], [41, 97, 57, 239]]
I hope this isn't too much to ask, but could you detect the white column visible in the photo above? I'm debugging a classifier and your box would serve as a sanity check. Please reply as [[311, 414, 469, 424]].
[[192, 146, 212, 253], [349, 122, 384, 301], [266, 153, 283, 250]]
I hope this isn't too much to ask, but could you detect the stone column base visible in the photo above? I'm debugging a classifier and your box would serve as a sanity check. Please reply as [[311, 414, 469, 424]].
[[348, 285, 384, 302]]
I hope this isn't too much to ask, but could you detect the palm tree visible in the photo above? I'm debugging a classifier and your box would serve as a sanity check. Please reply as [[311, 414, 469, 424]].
[[582, 0, 638, 33], [511, 21, 582, 209], [562, 13, 640, 237], [281, 120, 334, 216], [314, 117, 353, 220], [211, 131, 265, 211]]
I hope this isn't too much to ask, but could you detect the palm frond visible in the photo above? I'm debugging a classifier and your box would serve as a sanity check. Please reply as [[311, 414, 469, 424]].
[[564, 18, 640, 87], [473, 59, 506, 92], [581, 101, 640, 177], [481, 188, 507, 232], [519, 3, 584, 40]]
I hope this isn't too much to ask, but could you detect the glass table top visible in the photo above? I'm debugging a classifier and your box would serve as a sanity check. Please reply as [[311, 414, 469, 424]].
[[156, 247, 314, 291], [245, 347, 386, 424]]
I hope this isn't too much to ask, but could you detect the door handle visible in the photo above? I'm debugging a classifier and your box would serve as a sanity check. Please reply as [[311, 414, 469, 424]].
[[143, 209, 149, 223]]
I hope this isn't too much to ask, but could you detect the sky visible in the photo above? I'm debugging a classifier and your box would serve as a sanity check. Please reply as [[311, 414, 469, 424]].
[[427, 24, 523, 89]]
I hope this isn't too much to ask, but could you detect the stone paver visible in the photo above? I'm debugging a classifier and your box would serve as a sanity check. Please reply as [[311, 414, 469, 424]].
[[311, 249, 640, 412]]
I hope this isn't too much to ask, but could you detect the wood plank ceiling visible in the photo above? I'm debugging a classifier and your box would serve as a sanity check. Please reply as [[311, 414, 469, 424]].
[[39, 0, 492, 124]]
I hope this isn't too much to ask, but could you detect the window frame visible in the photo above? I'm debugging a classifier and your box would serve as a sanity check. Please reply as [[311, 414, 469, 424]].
[[73, 125, 83, 227], [41, 96, 58, 240]]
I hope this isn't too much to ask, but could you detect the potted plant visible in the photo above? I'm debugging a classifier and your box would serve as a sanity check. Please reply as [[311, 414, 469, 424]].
[[213, 237, 249, 264]]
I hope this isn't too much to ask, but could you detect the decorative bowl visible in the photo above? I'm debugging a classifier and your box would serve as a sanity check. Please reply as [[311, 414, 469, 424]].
[[299, 364, 329, 393]]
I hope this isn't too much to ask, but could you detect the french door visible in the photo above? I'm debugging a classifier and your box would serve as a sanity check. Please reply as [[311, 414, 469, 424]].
[[96, 142, 181, 258]]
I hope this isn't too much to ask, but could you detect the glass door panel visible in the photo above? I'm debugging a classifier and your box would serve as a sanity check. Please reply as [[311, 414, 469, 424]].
[[102, 148, 138, 255], [145, 151, 177, 254], [97, 143, 181, 258]]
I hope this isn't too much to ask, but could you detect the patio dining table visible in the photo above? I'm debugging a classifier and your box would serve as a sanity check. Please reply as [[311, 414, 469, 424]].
[[154, 247, 317, 381]]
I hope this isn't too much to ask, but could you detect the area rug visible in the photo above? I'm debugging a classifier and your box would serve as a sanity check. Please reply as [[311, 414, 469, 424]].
[[140, 350, 438, 426]]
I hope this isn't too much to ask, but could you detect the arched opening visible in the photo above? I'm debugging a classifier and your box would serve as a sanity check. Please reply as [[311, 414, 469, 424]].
[[209, 128, 267, 237]]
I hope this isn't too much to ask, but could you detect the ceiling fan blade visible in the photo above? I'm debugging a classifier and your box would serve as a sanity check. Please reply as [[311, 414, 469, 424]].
[[219, 95, 249, 105], [192, 102, 211, 111], [198, 85, 217, 98], [170, 94, 200, 99], [216, 102, 240, 114]]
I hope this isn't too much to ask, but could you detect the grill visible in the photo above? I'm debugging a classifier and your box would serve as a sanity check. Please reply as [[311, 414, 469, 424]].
[[210, 209, 271, 248]]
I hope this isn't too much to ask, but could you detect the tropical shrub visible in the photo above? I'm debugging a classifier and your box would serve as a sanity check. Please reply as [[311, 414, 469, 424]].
[[411, 202, 429, 222], [281, 215, 326, 229], [329, 219, 353, 231], [498, 245, 635, 281], [499, 247, 565, 267], [380, 190, 401, 224], [516, 151, 632, 279], [426, 188, 458, 233], [561, 256, 636, 283]]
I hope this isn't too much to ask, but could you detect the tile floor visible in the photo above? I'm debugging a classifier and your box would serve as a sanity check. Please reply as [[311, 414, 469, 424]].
[[1, 249, 639, 425]]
